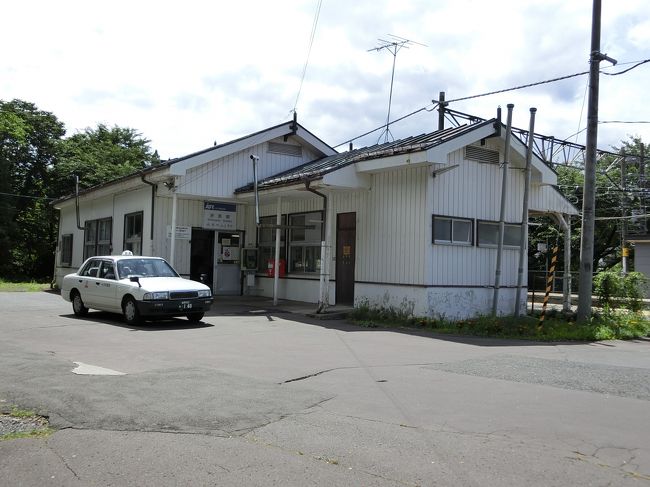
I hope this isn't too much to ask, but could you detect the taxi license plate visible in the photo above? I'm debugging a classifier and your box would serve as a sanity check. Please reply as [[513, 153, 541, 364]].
[[179, 301, 193, 310]]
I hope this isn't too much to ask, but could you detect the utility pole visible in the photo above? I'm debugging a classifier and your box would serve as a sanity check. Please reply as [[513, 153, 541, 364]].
[[577, 0, 617, 322], [438, 91, 446, 131], [621, 152, 628, 274]]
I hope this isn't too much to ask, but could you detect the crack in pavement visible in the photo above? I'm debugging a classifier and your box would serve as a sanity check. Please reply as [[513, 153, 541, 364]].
[[279, 362, 445, 384], [45, 437, 81, 483], [242, 432, 422, 487]]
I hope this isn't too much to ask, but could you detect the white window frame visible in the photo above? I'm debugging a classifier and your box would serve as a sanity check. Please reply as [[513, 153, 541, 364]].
[[61, 234, 73, 266], [257, 215, 286, 272], [477, 220, 522, 248], [84, 217, 112, 259], [288, 211, 323, 274], [432, 215, 474, 246], [124, 212, 143, 255]]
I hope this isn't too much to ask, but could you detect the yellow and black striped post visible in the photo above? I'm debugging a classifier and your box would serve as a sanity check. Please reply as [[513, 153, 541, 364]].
[[538, 245, 559, 330]]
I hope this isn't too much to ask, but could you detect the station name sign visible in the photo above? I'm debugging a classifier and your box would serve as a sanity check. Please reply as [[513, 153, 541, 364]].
[[203, 201, 237, 230]]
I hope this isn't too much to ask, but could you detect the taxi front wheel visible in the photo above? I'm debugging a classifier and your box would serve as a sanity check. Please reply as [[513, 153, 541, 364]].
[[123, 297, 142, 325]]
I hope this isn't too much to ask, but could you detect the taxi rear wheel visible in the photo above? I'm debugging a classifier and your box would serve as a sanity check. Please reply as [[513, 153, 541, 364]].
[[71, 291, 88, 316], [123, 297, 141, 325], [186, 312, 204, 322]]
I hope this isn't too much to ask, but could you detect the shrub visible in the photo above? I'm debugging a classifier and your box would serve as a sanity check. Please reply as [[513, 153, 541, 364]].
[[593, 270, 648, 311]]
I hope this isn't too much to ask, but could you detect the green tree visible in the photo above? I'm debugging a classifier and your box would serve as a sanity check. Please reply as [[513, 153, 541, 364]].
[[0, 99, 65, 279], [529, 136, 649, 279], [52, 124, 160, 196]]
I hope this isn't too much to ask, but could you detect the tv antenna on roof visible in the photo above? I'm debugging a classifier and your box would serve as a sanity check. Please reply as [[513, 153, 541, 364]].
[[369, 34, 426, 144]]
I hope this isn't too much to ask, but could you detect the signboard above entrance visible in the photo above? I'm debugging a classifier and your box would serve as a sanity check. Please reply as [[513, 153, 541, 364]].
[[203, 201, 237, 230]]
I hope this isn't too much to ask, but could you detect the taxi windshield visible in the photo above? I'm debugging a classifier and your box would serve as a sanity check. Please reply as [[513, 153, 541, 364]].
[[117, 259, 178, 279]]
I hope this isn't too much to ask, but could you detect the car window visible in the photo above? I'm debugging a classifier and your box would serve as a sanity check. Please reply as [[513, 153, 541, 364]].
[[99, 261, 116, 280], [117, 259, 179, 278], [80, 259, 102, 277]]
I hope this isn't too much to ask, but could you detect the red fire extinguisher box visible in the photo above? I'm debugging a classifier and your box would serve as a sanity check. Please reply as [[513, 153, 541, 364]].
[[266, 258, 286, 278]]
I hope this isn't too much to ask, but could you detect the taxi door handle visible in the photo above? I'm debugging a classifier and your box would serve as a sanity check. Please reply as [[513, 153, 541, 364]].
[[95, 282, 100, 285]]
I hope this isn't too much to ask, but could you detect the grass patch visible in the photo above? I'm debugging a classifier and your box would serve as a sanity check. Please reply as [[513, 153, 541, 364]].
[[0, 406, 53, 441], [10, 407, 37, 419], [349, 304, 650, 341], [0, 279, 50, 292], [0, 428, 55, 441]]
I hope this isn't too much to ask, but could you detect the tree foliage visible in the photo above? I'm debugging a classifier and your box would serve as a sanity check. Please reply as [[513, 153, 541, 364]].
[[0, 99, 159, 280], [52, 124, 159, 197], [0, 100, 65, 279], [528, 136, 649, 281]]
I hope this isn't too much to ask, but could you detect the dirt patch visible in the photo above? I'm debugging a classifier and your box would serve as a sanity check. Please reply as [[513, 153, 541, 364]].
[[0, 413, 50, 437]]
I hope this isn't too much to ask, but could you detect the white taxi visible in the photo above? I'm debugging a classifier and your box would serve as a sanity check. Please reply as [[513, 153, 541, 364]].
[[61, 253, 213, 324]]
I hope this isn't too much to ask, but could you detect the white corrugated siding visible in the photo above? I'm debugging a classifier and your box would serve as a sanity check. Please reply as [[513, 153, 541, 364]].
[[430, 144, 525, 286], [252, 165, 429, 286], [175, 137, 322, 198], [153, 196, 247, 277]]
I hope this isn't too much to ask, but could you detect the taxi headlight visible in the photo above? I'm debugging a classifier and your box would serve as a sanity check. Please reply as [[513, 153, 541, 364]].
[[143, 291, 169, 300], [197, 290, 211, 298]]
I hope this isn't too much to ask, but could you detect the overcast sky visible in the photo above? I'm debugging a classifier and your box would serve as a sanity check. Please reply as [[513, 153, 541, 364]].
[[2, 0, 648, 159]]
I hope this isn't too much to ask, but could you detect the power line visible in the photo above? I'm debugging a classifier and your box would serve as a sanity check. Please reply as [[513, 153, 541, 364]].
[[445, 71, 589, 104], [334, 59, 650, 149], [0, 191, 55, 201], [292, 0, 323, 113], [601, 58, 650, 76]]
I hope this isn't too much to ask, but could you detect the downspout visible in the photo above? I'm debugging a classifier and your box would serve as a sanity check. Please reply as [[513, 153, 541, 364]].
[[140, 173, 157, 253], [170, 180, 178, 267], [75, 175, 85, 231], [305, 180, 328, 313]]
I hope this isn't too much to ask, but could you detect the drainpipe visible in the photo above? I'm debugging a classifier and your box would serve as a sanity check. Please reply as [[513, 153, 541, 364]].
[[273, 196, 282, 306], [75, 176, 85, 231], [170, 183, 178, 266], [492, 104, 514, 316], [140, 173, 157, 253], [305, 180, 328, 313], [514, 108, 537, 317]]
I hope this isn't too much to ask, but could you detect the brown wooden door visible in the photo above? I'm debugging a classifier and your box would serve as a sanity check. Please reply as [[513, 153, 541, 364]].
[[336, 212, 356, 305]]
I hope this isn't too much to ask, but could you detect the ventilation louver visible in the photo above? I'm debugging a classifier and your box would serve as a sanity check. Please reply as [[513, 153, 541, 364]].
[[268, 142, 303, 157], [465, 145, 500, 164]]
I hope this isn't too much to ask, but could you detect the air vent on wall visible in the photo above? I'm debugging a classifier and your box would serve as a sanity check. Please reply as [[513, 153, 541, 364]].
[[267, 142, 303, 157], [465, 145, 500, 164]]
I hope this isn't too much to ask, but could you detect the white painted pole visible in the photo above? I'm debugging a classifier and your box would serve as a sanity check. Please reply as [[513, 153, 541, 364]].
[[492, 104, 514, 316], [170, 190, 177, 266], [324, 200, 333, 307], [514, 108, 537, 317], [563, 215, 572, 312], [273, 196, 281, 306]]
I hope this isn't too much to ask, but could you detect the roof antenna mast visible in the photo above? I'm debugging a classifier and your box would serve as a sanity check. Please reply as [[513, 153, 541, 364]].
[[369, 34, 426, 144]]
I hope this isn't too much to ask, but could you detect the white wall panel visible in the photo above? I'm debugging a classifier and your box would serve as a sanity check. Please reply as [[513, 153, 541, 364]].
[[176, 137, 322, 198], [429, 145, 525, 287]]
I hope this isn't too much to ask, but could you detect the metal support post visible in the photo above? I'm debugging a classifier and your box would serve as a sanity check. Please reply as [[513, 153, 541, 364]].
[[514, 107, 537, 317], [492, 104, 514, 316]]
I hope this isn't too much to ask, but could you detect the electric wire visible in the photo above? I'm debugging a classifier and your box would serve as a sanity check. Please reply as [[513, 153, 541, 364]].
[[292, 0, 323, 113], [0, 191, 54, 200], [601, 58, 650, 76], [334, 58, 650, 149]]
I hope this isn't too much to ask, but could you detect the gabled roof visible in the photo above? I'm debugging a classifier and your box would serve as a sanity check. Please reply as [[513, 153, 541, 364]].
[[52, 120, 336, 206], [168, 120, 336, 176], [235, 120, 499, 193]]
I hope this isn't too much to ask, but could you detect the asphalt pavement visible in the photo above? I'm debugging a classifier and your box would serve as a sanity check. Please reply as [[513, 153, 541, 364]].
[[1, 291, 649, 486]]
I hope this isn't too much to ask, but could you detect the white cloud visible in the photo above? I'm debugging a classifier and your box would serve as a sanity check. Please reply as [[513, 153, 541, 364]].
[[1, 0, 648, 158]]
